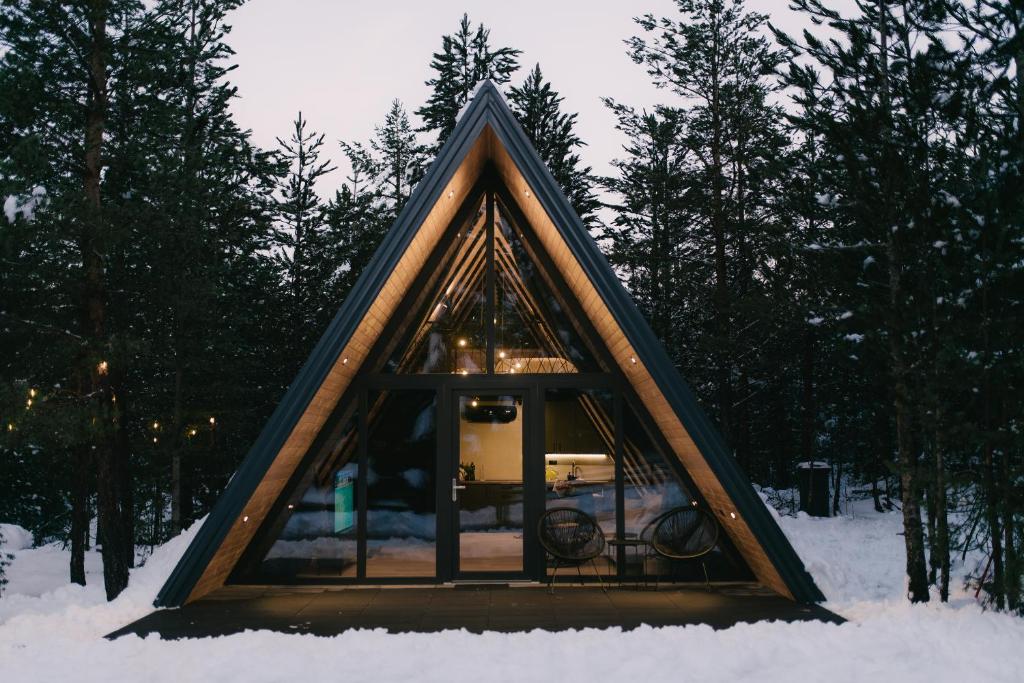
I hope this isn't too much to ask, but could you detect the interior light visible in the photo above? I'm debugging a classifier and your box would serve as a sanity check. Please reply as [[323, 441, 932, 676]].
[[457, 338, 467, 347], [546, 453, 608, 462], [514, 362, 522, 369], [470, 400, 478, 407], [460, 369, 469, 376], [498, 351, 506, 359]]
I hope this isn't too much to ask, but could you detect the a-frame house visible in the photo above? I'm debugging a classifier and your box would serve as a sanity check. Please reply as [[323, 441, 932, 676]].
[[155, 82, 823, 608]]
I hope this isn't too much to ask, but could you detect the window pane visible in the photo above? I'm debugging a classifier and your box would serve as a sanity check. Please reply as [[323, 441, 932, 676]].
[[386, 198, 487, 374], [365, 390, 437, 577], [494, 199, 601, 374], [543, 388, 616, 575], [239, 412, 360, 580], [621, 402, 752, 581]]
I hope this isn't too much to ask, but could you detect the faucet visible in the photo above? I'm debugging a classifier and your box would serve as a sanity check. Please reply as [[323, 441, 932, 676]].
[[569, 461, 582, 481]]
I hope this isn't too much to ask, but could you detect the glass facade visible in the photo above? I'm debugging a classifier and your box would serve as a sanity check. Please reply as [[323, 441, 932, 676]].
[[231, 181, 752, 587], [385, 191, 601, 375]]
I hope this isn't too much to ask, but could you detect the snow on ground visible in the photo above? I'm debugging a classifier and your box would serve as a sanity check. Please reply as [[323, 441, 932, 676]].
[[2, 503, 1023, 683]]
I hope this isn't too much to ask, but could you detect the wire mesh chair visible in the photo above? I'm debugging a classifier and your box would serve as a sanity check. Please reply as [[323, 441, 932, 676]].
[[537, 507, 607, 593], [648, 507, 720, 591]]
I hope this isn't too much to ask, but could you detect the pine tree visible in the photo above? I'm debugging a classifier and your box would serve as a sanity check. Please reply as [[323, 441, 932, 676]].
[[417, 13, 520, 148], [624, 0, 791, 470], [275, 113, 337, 365], [508, 64, 599, 224], [369, 99, 426, 218]]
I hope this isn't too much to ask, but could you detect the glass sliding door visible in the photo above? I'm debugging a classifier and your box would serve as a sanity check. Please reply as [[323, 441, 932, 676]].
[[454, 392, 525, 575]]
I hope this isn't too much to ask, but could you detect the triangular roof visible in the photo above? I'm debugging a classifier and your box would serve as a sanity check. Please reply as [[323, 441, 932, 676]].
[[156, 81, 824, 606]]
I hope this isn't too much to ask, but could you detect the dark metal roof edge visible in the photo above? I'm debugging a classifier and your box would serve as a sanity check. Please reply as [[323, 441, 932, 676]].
[[480, 89, 825, 603], [154, 91, 496, 608]]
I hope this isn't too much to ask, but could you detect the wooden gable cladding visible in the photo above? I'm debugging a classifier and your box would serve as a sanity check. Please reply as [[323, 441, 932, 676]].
[[487, 137, 795, 600], [184, 133, 491, 603]]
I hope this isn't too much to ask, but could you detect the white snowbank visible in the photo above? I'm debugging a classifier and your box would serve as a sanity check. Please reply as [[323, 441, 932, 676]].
[[0, 523, 34, 551], [0, 517, 204, 637], [1, 504, 1022, 683]]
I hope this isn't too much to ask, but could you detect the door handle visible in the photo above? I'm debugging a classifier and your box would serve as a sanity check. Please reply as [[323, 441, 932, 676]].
[[452, 477, 467, 502]]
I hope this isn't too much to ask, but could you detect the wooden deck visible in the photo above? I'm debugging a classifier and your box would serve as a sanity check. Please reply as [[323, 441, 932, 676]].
[[109, 583, 841, 639]]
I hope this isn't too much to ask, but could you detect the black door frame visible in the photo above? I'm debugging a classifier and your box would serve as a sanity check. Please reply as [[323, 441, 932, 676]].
[[445, 382, 532, 581]]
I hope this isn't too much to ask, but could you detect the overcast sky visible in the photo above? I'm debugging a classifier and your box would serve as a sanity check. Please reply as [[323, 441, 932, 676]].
[[224, 0, 853, 193]]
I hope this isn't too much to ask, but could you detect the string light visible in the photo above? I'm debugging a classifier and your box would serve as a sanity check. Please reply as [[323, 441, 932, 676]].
[[26, 398, 32, 408], [729, 512, 737, 519], [460, 369, 469, 376], [470, 399, 479, 407], [498, 351, 506, 359], [242, 515, 249, 523], [7, 423, 14, 432], [29, 388, 37, 398], [630, 356, 637, 365], [448, 189, 454, 199], [188, 428, 197, 437], [152, 421, 159, 430], [209, 416, 216, 426], [457, 338, 467, 347], [97, 360, 109, 375], [342, 357, 349, 365]]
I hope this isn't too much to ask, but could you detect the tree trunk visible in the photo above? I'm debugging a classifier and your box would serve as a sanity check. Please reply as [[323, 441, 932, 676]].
[[934, 419, 950, 602], [81, 0, 128, 601], [69, 444, 91, 586]]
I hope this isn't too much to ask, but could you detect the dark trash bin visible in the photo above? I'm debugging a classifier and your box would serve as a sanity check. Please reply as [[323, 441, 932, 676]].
[[797, 462, 831, 517]]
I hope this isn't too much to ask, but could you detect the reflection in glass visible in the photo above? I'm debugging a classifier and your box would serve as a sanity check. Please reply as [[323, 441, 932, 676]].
[[365, 390, 437, 577], [457, 394, 524, 573], [243, 414, 360, 580], [543, 388, 616, 575]]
